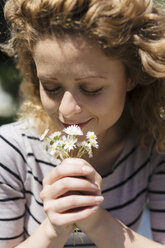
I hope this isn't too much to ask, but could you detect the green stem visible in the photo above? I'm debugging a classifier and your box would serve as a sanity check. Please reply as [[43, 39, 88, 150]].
[[75, 227, 84, 244], [73, 224, 84, 246], [77, 148, 87, 158], [73, 225, 76, 246], [77, 146, 87, 158], [58, 147, 70, 158], [77, 146, 84, 158]]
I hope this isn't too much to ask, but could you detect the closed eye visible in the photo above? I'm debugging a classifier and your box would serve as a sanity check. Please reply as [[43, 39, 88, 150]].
[[80, 87, 103, 95], [41, 81, 103, 96], [43, 86, 62, 94]]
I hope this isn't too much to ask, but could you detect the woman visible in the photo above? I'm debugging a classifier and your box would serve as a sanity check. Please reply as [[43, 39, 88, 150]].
[[0, 0, 165, 247]]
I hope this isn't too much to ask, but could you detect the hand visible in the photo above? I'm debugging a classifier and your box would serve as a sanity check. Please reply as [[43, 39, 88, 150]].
[[40, 158, 103, 238]]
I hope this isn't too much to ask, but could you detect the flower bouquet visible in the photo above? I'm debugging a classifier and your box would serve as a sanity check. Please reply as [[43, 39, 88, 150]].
[[40, 125, 98, 245]]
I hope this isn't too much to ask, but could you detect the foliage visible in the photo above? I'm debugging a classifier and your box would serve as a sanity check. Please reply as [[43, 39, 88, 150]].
[[0, 54, 21, 99]]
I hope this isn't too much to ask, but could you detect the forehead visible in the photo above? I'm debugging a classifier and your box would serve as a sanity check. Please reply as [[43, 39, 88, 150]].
[[33, 35, 126, 79], [33, 35, 99, 61]]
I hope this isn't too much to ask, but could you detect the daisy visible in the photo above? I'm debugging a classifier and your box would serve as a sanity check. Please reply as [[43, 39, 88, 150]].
[[77, 141, 93, 158], [49, 131, 61, 140], [63, 125, 83, 136], [64, 137, 77, 152], [90, 139, 99, 149], [77, 141, 88, 147], [87, 148, 93, 158], [86, 131, 97, 142], [59, 135, 67, 148], [49, 141, 60, 156], [40, 129, 49, 141], [40, 126, 99, 246], [84, 142, 93, 158]]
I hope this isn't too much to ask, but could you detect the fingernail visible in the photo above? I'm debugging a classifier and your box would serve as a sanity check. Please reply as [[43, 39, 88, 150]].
[[91, 183, 98, 189], [95, 196, 104, 203], [82, 166, 93, 173]]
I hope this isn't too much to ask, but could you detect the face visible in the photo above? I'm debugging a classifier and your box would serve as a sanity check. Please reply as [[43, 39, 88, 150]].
[[33, 36, 129, 141]]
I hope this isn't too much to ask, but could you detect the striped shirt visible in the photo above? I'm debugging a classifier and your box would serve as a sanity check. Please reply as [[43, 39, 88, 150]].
[[0, 120, 165, 247]]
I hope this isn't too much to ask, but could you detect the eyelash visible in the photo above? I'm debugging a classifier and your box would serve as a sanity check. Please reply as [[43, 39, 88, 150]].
[[44, 86, 61, 94], [43, 86, 103, 96], [80, 87, 103, 95]]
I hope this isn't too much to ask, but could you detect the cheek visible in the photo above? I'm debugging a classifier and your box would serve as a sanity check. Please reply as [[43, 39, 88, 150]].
[[93, 87, 126, 120], [40, 90, 59, 115], [109, 83, 127, 109]]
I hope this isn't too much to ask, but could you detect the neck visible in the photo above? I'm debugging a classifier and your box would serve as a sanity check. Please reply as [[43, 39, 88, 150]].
[[85, 112, 132, 176]]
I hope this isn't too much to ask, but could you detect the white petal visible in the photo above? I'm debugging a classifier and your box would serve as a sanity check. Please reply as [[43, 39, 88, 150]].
[[40, 129, 49, 141], [50, 131, 61, 139], [63, 125, 83, 135], [86, 131, 97, 141]]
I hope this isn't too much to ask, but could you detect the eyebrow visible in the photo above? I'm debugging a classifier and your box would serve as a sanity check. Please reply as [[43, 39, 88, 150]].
[[75, 75, 107, 80], [39, 75, 107, 81], [38, 76, 58, 81]]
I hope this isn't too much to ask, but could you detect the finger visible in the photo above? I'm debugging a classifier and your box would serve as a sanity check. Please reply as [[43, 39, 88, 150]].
[[83, 166, 102, 194], [47, 195, 104, 213], [43, 158, 93, 186], [40, 177, 99, 200], [48, 205, 100, 227]]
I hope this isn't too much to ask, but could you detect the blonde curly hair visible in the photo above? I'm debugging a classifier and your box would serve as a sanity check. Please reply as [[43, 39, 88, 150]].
[[1, 0, 165, 151]]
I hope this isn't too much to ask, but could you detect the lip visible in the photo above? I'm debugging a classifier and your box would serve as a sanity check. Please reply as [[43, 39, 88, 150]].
[[62, 119, 92, 129]]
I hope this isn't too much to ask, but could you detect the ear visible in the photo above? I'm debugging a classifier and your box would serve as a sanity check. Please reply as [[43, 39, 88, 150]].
[[126, 78, 136, 92]]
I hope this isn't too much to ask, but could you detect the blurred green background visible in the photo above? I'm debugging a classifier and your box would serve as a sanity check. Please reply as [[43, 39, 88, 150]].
[[0, 0, 165, 126], [0, 1, 21, 126]]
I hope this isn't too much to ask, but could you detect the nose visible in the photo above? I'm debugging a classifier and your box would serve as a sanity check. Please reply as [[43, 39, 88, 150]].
[[59, 91, 82, 118]]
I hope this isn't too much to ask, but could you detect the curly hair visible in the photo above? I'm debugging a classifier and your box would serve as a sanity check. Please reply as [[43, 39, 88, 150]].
[[1, 0, 165, 151]]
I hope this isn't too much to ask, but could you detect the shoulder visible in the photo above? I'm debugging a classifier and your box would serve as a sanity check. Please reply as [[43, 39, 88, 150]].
[[119, 129, 163, 172], [0, 118, 41, 151], [0, 118, 40, 140], [0, 119, 56, 167], [0, 121, 23, 142], [0, 119, 41, 170], [0, 121, 30, 187], [127, 130, 165, 173], [0, 119, 47, 185], [0, 121, 25, 154]]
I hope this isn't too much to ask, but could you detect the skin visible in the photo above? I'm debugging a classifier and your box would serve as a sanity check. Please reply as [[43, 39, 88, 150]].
[[34, 35, 131, 173], [18, 35, 163, 248], [34, 35, 129, 143], [33, 34, 129, 238]]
